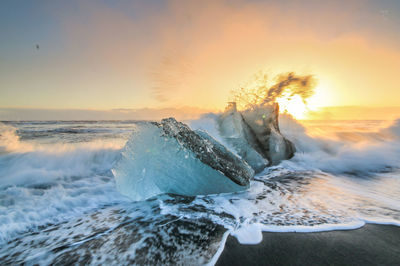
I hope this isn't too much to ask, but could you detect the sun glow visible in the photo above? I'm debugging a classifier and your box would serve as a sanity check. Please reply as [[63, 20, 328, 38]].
[[276, 93, 309, 119], [275, 80, 333, 120]]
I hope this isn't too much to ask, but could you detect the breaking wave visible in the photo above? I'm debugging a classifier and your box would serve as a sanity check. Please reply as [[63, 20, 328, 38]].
[[279, 115, 400, 175], [0, 122, 128, 243], [190, 115, 400, 176]]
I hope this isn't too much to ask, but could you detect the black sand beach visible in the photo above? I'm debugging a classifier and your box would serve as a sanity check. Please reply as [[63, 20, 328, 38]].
[[216, 224, 400, 266]]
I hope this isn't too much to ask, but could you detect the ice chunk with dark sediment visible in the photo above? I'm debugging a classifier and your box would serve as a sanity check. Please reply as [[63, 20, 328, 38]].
[[218, 102, 295, 171], [112, 118, 254, 201]]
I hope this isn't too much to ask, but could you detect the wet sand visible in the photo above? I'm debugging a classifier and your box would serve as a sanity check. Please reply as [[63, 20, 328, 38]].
[[216, 224, 400, 266]]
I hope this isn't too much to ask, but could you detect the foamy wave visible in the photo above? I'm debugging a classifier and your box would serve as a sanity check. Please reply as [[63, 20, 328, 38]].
[[158, 167, 400, 246], [1, 118, 400, 254], [0, 146, 128, 243], [279, 116, 400, 175], [0, 123, 129, 243], [188, 113, 400, 175], [180, 115, 400, 245]]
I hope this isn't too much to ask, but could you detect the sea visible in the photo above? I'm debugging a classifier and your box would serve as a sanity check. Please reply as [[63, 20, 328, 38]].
[[0, 117, 399, 264]]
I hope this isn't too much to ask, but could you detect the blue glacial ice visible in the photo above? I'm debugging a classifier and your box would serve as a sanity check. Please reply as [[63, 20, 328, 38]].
[[112, 118, 254, 201]]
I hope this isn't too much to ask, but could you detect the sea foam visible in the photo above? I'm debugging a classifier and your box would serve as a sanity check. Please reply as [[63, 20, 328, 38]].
[[2, 118, 400, 245]]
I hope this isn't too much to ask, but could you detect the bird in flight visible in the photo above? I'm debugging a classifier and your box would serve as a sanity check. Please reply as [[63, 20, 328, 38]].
[[36, 44, 39, 50]]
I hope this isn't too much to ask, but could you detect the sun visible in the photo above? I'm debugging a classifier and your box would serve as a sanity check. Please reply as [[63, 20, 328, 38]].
[[275, 81, 328, 120], [276, 93, 308, 120]]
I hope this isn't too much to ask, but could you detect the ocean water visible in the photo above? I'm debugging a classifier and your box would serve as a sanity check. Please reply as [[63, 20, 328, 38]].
[[0, 118, 399, 264]]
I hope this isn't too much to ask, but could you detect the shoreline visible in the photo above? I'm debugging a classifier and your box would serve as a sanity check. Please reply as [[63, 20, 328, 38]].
[[216, 224, 400, 266]]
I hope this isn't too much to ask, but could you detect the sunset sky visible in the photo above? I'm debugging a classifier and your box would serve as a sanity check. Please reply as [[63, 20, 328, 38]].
[[1, 0, 400, 120]]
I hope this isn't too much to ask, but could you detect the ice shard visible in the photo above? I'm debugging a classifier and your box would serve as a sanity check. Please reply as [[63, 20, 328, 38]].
[[218, 103, 269, 173], [218, 102, 295, 171], [113, 118, 254, 201]]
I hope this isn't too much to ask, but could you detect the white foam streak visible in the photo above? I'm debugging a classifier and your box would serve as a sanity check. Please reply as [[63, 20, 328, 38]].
[[207, 231, 230, 266], [231, 220, 366, 245]]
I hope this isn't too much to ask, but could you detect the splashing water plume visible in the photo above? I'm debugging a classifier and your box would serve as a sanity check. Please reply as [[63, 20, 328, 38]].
[[232, 72, 317, 119]]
